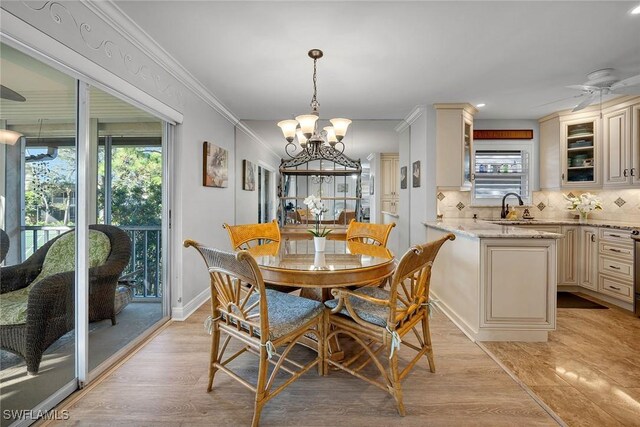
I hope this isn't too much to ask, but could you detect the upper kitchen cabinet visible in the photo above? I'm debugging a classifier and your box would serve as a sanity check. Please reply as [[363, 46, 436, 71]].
[[435, 103, 477, 191], [603, 106, 630, 186], [539, 95, 640, 190], [562, 116, 599, 187], [632, 101, 640, 186]]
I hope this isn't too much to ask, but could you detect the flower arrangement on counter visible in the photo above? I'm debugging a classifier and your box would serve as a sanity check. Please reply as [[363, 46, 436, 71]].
[[564, 192, 602, 221], [303, 195, 332, 237]]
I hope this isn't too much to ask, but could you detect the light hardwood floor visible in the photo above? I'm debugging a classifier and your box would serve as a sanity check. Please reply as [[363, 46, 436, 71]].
[[484, 293, 640, 427], [47, 304, 558, 426]]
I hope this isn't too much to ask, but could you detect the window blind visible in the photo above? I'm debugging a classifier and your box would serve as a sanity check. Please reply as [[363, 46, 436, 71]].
[[474, 150, 529, 200]]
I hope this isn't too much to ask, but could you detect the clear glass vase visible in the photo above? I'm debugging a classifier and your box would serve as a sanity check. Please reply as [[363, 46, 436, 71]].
[[578, 211, 589, 224]]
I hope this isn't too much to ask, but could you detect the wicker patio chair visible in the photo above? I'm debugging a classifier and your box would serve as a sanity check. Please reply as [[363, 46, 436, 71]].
[[223, 219, 281, 257], [346, 219, 396, 248], [184, 241, 324, 427], [324, 233, 455, 416], [0, 228, 9, 263], [0, 224, 131, 374]]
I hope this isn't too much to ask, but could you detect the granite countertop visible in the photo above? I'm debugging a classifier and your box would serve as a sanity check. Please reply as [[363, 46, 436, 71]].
[[424, 219, 563, 239], [488, 218, 639, 231]]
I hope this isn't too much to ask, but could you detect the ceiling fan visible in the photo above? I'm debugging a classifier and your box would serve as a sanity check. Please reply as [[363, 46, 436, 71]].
[[0, 85, 26, 102], [567, 68, 640, 112]]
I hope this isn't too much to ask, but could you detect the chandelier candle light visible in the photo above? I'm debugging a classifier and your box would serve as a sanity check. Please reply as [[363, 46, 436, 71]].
[[564, 192, 603, 223], [303, 195, 332, 251], [277, 49, 352, 159]]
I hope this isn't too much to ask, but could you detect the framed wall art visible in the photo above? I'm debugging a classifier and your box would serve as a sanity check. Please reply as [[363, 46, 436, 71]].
[[412, 160, 421, 188], [243, 159, 256, 191], [203, 141, 228, 188], [400, 166, 407, 189]]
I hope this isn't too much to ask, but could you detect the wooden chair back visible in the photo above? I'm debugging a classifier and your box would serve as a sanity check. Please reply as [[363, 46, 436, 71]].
[[386, 233, 455, 328], [223, 220, 281, 256], [346, 219, 396, 247], [183, 241, 270, 343]]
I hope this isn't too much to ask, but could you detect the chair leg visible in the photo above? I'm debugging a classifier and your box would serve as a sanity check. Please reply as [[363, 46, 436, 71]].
[[323, 316, 330, 376], [252, 348, 269, 427], [421, 314, 436, 373], [207, 329, 220, 392], [388, 352, 406, 417], [317, 316, 325, 376]]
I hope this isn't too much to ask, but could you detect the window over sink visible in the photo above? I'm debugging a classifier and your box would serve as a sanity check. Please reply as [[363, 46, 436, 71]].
[[472, 141, 533, 206]]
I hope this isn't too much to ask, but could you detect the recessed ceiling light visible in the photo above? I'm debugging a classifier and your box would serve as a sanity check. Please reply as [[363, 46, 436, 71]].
[[476, 103, 486, 108], [631, 4, 640, 14]]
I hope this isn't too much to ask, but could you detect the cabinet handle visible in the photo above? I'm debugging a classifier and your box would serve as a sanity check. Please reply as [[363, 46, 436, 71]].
[[561, 173, 565, 181], [609, 248, 622, 253], [609, 234, 622, 238], [608, 285, 621, 291], [631, 168, 636, 176], [590, 235, 595, 243], [609, 265, 621, 270], [623, 169, 629, 177], [471, 173, 475, 182]]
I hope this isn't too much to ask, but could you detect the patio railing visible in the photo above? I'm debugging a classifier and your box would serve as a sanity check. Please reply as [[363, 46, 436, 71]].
[[22, 225, 162, 298]]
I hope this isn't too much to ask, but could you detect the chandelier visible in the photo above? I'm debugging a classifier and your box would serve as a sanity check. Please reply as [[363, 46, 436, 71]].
[[277, 49, 352, 159]]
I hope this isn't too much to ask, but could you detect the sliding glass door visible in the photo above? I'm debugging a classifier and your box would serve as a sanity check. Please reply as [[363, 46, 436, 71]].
[[0, 42, 171, 425], [1, 42, 78, 426]]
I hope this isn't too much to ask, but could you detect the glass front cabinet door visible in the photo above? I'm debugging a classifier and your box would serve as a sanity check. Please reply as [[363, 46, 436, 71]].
[[561, 117, 599, 187]]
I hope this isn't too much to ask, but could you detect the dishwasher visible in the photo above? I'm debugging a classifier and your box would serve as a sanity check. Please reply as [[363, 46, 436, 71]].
[[633, 229, 640, 317]]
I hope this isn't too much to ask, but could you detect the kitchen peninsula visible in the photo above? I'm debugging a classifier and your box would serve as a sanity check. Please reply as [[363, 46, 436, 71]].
[[425, 219, 562, 342]]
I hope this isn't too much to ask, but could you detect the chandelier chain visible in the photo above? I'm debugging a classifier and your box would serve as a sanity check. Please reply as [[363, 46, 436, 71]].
[[311, 58, 319, 112]]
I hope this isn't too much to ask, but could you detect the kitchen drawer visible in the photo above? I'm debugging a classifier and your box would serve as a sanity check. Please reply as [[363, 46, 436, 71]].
[[599, 242, 633, 259], [599, 256, 634, 281], [599, 228, 633, 246], [598, 275, 632, 301]]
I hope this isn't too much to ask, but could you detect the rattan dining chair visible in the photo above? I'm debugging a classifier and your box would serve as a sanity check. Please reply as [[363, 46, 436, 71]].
[[324, 233, 455, 416], [223, 219, 281, 257], [184, 241, 325, 427], [346, 219, 396, 248]]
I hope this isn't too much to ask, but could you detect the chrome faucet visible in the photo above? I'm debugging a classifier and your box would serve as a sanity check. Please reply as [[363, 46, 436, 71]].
[[500, 193, 524, 219]]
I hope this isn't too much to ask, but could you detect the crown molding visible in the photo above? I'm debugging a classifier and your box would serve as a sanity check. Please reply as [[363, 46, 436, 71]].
[[84, 1, 280, 159], [395, 105, 426, 133]]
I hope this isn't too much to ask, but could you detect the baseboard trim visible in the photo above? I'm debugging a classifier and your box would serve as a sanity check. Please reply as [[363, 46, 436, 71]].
[[171, 287, 210, 321], [430, 290, 478, 343]]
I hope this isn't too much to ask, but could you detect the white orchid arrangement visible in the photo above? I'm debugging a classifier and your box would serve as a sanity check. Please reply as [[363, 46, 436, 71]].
[[303, 195, 332, 237], [564, 192, 603, 215]]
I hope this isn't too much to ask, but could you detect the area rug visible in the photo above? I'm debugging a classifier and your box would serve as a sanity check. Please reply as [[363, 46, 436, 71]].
[[557, 292, 608, 309]]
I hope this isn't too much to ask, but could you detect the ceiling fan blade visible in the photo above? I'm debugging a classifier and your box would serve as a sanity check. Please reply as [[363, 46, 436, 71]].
[[534, 93, 583, 108], [0, 85, 26, 102], [566, 84, 598, 91], [572, 93, 598, 112], [610, 73, 640, 91]]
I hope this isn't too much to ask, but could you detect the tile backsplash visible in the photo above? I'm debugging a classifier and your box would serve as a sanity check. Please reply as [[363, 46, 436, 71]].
[[436, 189, 640, 223]]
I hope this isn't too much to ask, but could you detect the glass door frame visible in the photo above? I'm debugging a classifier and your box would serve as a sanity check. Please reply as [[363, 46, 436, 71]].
[[257, 161, 276, 223], [1, 35, 174, 419]]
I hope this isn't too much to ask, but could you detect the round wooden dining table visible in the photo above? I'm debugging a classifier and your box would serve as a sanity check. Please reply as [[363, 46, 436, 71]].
[[252, 239, 396, 302]]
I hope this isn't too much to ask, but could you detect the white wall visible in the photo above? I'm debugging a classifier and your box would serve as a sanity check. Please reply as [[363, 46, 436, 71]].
[[397, 127, 411, 253], [171, 93, 236, 318], [234, 128, 280, 225]]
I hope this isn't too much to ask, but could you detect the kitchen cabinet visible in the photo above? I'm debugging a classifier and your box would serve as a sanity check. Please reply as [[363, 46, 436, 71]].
[[597, 228, 634, 303], [561, 117, 599, 187], [603, 107, 631, 186], [435, 103, 477, 191], [559, 226, 579, 286], [632, 102, 640, 185], [381, 153, 399, 214], [579, 226, 598, 290], [539, 96, 640, 190]]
